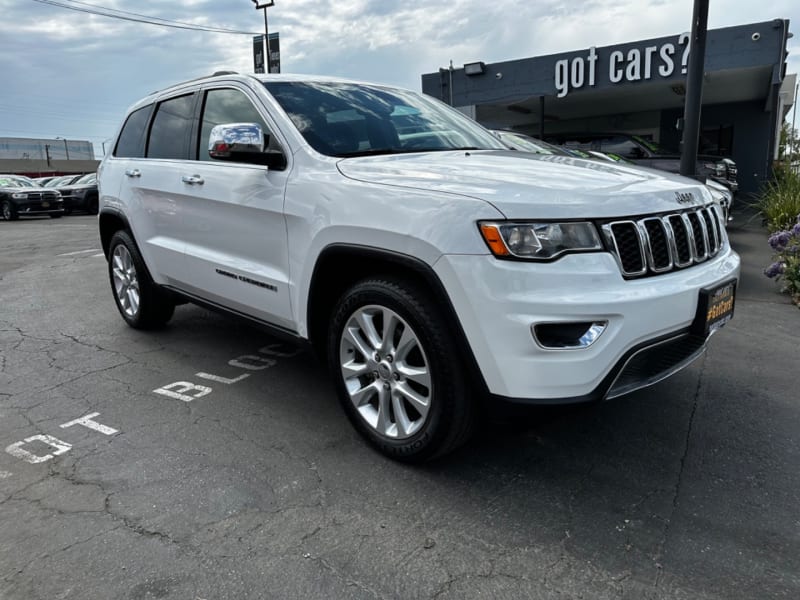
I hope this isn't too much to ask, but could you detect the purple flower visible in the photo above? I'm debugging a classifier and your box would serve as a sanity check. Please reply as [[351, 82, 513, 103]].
[[769, 231, 792, 251], [764, 261, 785, 278], [792, 222, 800, 237]]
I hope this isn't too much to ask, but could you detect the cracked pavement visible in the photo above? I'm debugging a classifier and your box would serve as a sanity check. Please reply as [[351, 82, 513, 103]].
[[1, 214, 799, 599]]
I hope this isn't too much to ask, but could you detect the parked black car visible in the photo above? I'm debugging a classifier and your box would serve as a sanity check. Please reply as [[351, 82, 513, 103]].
[[546, 133, 738, 193], [57, 172, 99, 215], [0, 176, 64, 220]]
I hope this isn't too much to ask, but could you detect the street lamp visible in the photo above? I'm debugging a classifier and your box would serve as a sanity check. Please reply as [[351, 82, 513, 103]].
[[251, 1, 275, 73], [55, 136, 70, 160]]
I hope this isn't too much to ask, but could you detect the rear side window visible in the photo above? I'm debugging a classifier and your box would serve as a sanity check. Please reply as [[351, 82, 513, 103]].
[[114, 106, 151, 158], [147, 94, 195, 159]]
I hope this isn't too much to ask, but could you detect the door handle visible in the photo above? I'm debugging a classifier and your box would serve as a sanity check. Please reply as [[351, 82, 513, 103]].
[[124, 169, 141, 178], [181, 175, 204, 185]]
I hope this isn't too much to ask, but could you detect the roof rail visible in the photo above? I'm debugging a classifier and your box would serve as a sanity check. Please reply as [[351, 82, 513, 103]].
[[150, 71, 243, 95]]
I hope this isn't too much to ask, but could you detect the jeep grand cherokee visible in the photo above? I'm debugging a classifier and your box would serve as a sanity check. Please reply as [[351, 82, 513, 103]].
[[97, 73, 740, 461]]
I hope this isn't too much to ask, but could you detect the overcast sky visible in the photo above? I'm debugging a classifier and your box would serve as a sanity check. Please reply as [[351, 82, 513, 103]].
[[1, 0, 798, 158]]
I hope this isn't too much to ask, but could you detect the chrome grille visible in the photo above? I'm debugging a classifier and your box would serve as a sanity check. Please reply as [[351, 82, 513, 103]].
[[603, 205, 724, 278]]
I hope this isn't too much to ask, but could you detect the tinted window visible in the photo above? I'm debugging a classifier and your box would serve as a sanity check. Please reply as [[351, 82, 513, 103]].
[[198, 88, 270, 161], [114, 105, 151, 158], [147, 94, 195, 159]]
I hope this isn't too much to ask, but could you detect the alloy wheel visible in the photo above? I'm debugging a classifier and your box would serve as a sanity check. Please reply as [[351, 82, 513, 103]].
[[111, 244, 140, 318], [338, 305, 432, 439]]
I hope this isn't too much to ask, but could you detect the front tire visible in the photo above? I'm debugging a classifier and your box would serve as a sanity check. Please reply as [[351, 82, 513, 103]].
[[86, 194, 99, 215], [328, 277, 476, 462], [2, 200, 18, 221], [108, 230, 175, 329]]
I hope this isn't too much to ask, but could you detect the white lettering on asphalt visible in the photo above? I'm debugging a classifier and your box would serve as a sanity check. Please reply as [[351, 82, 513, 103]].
[[57, 248, 101, 256], [196, 372, 250, 384], [228, 355, 277, 371], [5, 435, 72, 464], [153, 381, 212, 402], [0, 471, 12, 479], [60, 412, 119, 436]]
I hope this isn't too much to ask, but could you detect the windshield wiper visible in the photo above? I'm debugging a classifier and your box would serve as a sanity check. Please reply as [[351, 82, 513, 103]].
[[336, 146, 483, 158]]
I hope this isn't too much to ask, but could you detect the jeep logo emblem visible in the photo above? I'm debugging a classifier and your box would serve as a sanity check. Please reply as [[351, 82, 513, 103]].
[[675, 191, 695, 205]]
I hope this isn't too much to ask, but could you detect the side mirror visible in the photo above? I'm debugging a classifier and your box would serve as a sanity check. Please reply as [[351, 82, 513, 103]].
[[209, 123, 265, 158], [208, 123, 286, 169]]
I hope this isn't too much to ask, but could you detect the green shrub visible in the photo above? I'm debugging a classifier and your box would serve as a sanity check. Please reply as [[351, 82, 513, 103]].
[[757, 165, 800, 232]]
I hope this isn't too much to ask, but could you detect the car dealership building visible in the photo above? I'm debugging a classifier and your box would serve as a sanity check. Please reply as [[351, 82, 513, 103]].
[[421, 19, 796, 194]]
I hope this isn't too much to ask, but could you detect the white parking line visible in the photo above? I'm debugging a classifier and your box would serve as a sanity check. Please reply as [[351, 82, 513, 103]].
[[92, 253, 105, 258], [58, 248, 101, 257], [0, 471, 11, 479]]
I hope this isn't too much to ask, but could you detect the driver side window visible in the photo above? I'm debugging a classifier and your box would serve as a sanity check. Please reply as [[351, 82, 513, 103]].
[[198, 88, 271, 162]]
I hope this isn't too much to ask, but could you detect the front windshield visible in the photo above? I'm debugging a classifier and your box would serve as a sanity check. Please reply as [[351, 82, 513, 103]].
[[76, 173, 96, 184], [632, 135, 675, 154], [0, 177, 21, 187], [264, 81, 506, 157]]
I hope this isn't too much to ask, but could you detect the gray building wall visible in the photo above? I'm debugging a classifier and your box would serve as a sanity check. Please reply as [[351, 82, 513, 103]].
[[0, 137, 95, 161]]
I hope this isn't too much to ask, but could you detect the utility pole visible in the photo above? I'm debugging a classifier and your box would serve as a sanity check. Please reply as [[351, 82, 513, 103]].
[[792, 82, 799, 161], [45, 144, 51, 167], [679, 0, 709, 179], [56, 136, 70, 160], [251, 1, 275, 73]]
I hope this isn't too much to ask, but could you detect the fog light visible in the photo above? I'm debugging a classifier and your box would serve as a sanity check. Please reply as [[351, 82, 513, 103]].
[[532, 321, 608, 350]]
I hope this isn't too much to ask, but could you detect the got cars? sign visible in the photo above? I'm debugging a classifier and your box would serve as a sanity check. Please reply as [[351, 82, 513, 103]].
[[554, 32, 691, 98]]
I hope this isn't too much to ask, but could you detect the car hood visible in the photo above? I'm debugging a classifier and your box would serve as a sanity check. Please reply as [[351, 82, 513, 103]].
[[59, 184, 96, 191], [336, 150, 712, 219]]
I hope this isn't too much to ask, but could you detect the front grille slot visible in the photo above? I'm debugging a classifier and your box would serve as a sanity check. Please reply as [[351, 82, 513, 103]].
[[609, 222, 645, 275], [604, 206, 724, 279]]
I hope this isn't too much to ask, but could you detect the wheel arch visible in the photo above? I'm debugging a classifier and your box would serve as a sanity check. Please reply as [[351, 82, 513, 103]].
[[99, 207, 132, 258], [306, 243, 489, 395]]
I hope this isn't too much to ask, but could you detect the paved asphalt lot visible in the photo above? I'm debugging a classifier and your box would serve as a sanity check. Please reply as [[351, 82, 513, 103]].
[[0, 213, 798, 600]]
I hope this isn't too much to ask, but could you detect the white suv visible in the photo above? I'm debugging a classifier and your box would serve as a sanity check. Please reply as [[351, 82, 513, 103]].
[[98, 73, 740, 461]]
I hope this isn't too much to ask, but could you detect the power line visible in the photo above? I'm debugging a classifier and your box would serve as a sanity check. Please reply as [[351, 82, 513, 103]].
[[30, 0, 262, 35]]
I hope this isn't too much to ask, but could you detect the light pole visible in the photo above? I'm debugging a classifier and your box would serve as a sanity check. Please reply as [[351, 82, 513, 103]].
[[55, 136, 70, 160], [251, 1, 275, 73]]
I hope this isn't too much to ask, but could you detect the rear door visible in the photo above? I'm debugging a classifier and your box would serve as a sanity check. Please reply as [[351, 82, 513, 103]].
[[177, 86, 293, 330], [120, 92, 198, 287]]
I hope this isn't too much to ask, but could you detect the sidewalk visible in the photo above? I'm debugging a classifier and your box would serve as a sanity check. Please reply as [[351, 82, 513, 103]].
[[725, 206, 795, 307]]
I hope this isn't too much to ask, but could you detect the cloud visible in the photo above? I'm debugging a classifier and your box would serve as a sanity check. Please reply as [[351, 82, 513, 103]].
[[0, 0, 797, 156]]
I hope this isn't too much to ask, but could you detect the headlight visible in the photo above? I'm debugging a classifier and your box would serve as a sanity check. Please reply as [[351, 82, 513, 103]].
[[11, 192, 27, 199], [479, 221, 603, 260]]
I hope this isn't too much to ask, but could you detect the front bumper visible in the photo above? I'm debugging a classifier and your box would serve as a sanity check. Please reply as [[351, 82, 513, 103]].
[[60, 191, 88, 210], [14, 200, 64, 216], [433, 246, 740, 402]]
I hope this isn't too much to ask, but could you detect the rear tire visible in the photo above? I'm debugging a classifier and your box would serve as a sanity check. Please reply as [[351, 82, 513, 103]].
[[327, 277, 476, 462], [108, 230, 175, 329]]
